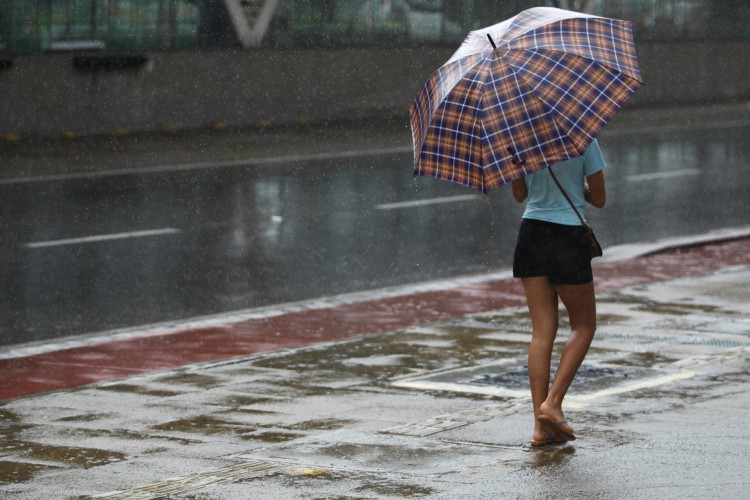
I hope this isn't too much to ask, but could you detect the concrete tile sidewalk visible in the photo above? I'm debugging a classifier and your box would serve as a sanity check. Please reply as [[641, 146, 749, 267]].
[[1, 236, 749, 499]]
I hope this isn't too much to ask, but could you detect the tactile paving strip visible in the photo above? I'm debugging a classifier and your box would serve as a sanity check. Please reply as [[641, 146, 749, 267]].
[[92, 460, 284, 499], [381, 401, 525, 437], [597, 330, 750, 347]]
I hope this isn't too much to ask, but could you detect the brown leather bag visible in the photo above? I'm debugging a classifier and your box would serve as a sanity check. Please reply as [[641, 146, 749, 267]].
[[547, 166, 603, 259]]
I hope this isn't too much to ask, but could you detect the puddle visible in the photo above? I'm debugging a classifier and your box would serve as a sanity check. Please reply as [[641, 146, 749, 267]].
[[273, 381, 339, 397], [3, 423, 125, 470], [0, 410, 125, 470], [152, 414, 252, 436], [597, 313, 633, 325], [21, 444, 125, 468], [624, 296, 722, 316], [97, 383, 182, 398], [251, 328, 518, 385], [0, 460, 57, 484], [315, 442, 442, 465], [252, 468, 435, 499], [77, 427, 201, 446], [242, 431, 303, 443], [355, 480, 435, 497], [605, 351, 677, 368], [343, 354, 413, 367], [289, 418, 356, 431], [154, 372, 223, 388], [530, 445, 576, 468], [212, 395, 282, 408], [237, 408, 280, 415], [466, 309, 530, 329], [0, 408, 21, 424], [55, 413, 112, 423]]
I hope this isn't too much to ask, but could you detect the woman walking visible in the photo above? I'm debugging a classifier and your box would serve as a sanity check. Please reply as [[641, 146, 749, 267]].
[[511, 139, 607, 447]]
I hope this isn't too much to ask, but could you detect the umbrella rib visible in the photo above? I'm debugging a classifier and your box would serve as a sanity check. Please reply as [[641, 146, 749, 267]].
[[609, 20, 621, 74], [597, 65, 641, 106], [509, 63, 542, 170], [481, 59, 513, 185], [585, 19, 595, 62]]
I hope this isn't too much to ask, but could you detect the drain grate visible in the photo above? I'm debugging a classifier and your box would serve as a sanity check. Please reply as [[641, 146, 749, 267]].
[[470, 365, 623, 388]]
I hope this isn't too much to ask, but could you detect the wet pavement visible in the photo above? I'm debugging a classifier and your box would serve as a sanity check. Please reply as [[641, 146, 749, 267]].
[[1, 235, 749, 499]]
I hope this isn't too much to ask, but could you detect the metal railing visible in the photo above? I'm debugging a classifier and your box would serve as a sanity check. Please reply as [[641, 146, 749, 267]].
[[1, 0, 747, 55], [279, 0, 750, 48], [0, 0, 202, 54]]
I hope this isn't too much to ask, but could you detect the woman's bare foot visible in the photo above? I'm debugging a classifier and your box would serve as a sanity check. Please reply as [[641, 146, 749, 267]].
[[538, 401, 575, 441], [538, 401, 564, 421]]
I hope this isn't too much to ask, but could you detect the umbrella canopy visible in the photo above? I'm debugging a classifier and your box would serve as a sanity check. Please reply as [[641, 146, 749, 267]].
[[410, 7, 644, 193]]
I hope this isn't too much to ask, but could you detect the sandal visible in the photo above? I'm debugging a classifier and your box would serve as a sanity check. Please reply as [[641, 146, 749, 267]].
[[538, 413, 576, 441]]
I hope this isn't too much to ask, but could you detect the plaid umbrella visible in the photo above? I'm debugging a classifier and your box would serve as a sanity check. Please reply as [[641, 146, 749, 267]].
[[409, 7, 644, 193]]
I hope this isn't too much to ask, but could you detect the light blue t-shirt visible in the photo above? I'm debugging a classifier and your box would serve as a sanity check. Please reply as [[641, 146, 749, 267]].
[[522, 139, 606, 226]]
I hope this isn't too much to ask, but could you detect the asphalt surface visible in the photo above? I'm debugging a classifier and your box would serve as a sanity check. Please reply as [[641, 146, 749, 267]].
[[2, 102, 750, 345]]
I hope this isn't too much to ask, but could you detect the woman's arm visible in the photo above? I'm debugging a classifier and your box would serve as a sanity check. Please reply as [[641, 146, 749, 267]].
[[511, 177, 528, 203], [584, 170, 606, 208]]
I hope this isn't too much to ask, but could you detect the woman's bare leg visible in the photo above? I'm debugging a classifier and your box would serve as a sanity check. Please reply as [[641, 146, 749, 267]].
[[539, 281, 597, 422], [522, 277, 560, 441]]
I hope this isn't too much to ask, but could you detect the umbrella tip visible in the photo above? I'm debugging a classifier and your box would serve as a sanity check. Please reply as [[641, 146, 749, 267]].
[[486, 34, 497, 50]]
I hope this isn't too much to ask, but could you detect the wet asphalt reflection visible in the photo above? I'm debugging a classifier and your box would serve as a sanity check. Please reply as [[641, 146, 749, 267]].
[[1, 125, 748, 345]]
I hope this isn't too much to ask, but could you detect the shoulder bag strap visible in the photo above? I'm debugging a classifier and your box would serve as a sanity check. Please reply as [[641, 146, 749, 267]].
[[547, 166, 586, 226]]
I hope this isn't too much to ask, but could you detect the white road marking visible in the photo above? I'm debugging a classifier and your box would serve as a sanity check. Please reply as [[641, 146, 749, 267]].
[[568, 371, 697, 403], [24, 228, 181, 249], [376, 194, 483, 210], [0, 146, 413, 185], [390, 369, 697, 407], [626, 168, 701, 182]]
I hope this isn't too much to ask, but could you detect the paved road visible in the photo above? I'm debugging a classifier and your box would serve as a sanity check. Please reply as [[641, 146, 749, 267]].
[[1, 123, 749, 345]]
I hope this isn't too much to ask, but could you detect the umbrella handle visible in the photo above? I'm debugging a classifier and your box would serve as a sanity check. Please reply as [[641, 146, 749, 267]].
[[487, 34, 497, 50]]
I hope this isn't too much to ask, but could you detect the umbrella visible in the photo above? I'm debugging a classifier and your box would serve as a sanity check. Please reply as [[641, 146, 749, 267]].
[[409, 7, 644, 193]]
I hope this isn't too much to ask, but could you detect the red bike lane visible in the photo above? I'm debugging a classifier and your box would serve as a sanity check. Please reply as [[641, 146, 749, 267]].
[[2, 237, 749, 401]]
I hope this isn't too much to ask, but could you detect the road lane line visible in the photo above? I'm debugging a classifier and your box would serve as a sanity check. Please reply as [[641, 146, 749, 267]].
[[24, 228, 181, 249], [626, 168, 701, 182], [376, 194, 483, 210], [569, 370, 697, 403], [0, 146, 413, 185]]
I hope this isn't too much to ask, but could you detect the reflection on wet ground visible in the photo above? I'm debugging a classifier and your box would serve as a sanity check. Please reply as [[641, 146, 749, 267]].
[[1, 125, 748, 345], [530, 444, 577, 468]]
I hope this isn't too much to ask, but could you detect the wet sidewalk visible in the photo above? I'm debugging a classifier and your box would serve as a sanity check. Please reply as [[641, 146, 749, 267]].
[[1, 235, 749, 499]]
